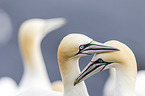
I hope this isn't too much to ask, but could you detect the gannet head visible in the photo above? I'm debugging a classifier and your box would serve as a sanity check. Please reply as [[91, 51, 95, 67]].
[[19, 18, 66, 43], [19, 18, 66, 62], [74, 40, 137, 86], [58, 34, 119, 62]]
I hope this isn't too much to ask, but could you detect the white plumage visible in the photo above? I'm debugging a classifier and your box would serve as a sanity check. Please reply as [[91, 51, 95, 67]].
[[0, 18, 66, 96], [16, 34, 118, 96], [104, 66, 145, 96], [18, 18, 66, 93], [75, 40, 140, 96], [0, 77, 18, 96]]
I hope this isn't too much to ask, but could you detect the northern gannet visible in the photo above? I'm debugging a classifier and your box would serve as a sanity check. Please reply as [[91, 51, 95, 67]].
[[18, 18, 66, 92], [16, 34, 119, 96], [0, 18, 66, 96], [74, 40, 138, 96]]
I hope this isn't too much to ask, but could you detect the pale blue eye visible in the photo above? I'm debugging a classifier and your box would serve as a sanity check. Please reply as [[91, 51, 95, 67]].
[[79, 45, 84, 50]]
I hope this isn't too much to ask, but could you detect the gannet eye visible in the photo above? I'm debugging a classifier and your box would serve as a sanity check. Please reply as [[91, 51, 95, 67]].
[[97, 58, 104, 63], [78, 41, 93, 52], [91, 58, 105, 64], [79, 45, 85, 50]]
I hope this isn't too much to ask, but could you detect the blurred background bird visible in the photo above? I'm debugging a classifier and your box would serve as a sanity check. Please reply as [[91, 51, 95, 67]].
[[18, 18, 66, 93], [0, 18, 66, 96]]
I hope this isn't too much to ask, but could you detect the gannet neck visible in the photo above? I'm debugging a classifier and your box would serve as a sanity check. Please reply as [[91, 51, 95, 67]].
[[18, 19, 52, 90], [19, 34, 51, 89], [18, 18, 66, 90], [58, 57, 89, 96], [20, 32, 44, 70], [115, 63, 136, 96], [103, 68, 116, 96], [23, 42, 48, 78]]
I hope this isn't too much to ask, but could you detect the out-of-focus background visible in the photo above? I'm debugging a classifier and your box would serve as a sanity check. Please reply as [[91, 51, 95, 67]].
[[0, 0, 145, 96]]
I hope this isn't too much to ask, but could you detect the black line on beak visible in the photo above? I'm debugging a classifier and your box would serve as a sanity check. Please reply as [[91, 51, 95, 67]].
[[74, 41, 93, 56], [74, 41, 120, 56], [74, 58, 113, 85]]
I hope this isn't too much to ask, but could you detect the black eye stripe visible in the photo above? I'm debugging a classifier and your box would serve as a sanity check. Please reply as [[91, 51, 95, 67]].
[[79, 41, 93, 51], [79, 45, 85, 50], [74, 41, 93, 56], [77, 58, 113, 81], [77, 60, 105, 79], [79, 64, 102, 80], [83, 48, 118, 51], [79, 42, 108, 50], [92, 58, 104, 63], [75, 41, 117, 56], [78, 41, 114, 52]]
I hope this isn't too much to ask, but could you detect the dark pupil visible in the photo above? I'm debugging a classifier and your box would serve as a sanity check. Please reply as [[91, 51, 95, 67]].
[[98, 58, 104, 63], [79, 45, 84, 50]]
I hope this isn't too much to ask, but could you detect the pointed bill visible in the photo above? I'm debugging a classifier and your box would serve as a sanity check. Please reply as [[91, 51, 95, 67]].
[[42, 18, 66, 36], [75, 41, 119, 56], [74, 58, 113, 86]]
